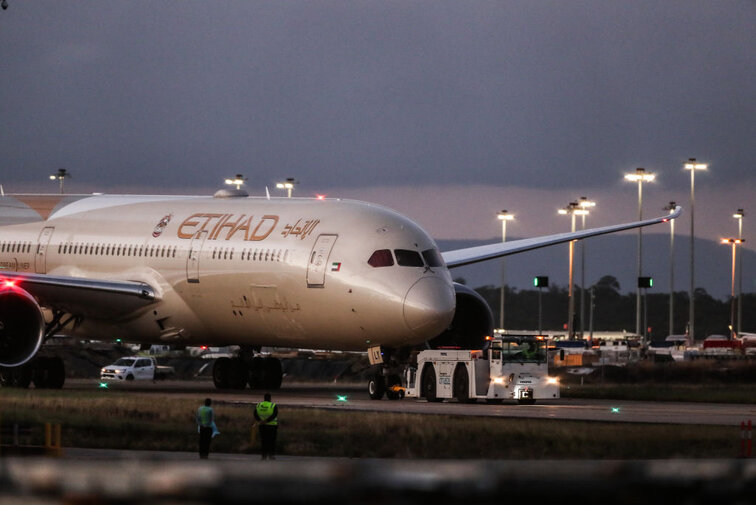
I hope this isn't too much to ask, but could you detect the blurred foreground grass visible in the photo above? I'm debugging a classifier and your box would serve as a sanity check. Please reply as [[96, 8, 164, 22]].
[[0, 388, 744, 459]]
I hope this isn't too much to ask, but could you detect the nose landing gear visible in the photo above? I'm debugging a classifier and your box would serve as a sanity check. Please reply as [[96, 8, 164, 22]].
[[212, 353, 282, 391]]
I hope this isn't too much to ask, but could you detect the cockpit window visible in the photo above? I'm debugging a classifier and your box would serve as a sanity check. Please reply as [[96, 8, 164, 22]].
[[422, 248, 444, 267], [368, 249, 394, 268], [394, 249, 424, 267]]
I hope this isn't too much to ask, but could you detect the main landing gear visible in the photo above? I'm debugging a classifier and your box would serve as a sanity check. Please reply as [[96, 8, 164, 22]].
[[212, 355, 283, 390], [0, 356, 66, 389]]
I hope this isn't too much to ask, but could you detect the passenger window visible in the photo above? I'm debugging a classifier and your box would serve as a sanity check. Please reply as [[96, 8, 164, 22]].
[[422, 249, 444, 267], [367, 249, 394, 268], [394, 249, 424, 267]]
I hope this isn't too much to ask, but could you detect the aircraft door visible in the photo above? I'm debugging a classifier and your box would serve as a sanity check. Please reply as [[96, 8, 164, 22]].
[[35, 226, 55, 274], [186, 230, 209, 283], [307, 234, 338, 287]]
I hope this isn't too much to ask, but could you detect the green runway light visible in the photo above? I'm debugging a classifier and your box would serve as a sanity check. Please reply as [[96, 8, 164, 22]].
[[98, 382, 109, 389], [611, 407, 620, 414], [336, 395, 348, 402]]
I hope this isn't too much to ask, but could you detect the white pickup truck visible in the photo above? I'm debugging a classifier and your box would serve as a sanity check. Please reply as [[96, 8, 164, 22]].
[[100, 357, 174, 382]]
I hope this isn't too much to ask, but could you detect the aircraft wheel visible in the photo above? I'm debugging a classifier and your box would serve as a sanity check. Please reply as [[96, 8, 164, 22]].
[[32, 357, 65, 389], [228, 359, 248, 389], [213, 357, 231, 389], [248, 357, 266, 389], [47, 357, 65, 389], [32, 357, 51, 388], [368, 374, 385, 400], [421, 365, 441, 402], [263, 358, 282, 390]]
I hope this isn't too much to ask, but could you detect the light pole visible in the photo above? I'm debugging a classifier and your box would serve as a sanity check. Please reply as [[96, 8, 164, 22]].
[[684, 159, 707, 343], [49, 168, 70, 194], [224, 174, 246, 190], [276, 177, 298, 198], [624, 167, 655, 339], [733, 209, 745, 337], [578, 196, 595, 339], [559, 202, 587, 339], [664, 201, 677, 336], [721, 238, 744, 339], [497, 210, 514, 330]]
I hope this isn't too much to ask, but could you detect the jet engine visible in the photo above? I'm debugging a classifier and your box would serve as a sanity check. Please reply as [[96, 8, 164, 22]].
[[428, 282, 494, 350], [0, 285, 45, 367]]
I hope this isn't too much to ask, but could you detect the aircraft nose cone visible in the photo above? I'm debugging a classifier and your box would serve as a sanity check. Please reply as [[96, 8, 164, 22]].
[[403, 277, 456, 337]]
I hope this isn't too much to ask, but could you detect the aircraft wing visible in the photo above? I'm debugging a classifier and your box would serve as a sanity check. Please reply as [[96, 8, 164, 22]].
[[0, 271, 158, 318], [441, 206, 682, 268]]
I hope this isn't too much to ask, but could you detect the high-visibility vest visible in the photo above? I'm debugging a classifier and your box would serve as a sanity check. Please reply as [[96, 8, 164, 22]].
[[256, 401, 277, 425], [197, 406, 214, 427]]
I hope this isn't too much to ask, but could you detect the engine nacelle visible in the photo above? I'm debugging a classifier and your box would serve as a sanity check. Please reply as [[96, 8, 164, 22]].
[[0, 285, 45, 367], [428, 282, 494, 350]]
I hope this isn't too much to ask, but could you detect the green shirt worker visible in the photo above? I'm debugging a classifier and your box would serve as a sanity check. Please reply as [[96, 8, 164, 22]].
[[196, 398, 215, 459]]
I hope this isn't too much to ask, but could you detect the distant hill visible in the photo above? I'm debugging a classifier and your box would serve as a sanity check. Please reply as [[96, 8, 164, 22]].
[[437, 233, 755, 300]]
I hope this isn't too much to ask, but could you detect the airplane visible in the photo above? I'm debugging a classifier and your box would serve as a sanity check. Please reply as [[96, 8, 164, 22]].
[[0, 188, 681, 396]]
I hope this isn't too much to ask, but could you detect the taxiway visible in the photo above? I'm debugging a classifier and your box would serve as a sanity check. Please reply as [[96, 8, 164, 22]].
[[71, 380, 755, 426]]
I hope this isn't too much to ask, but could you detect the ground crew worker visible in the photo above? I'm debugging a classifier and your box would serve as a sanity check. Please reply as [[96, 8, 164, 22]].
[[196, 398, 215, 459], [522, 342, 538, 360], [254, 393, 278, 460]]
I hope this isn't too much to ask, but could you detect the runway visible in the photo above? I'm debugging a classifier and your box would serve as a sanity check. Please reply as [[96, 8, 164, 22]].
[[72, 379, 756, 426]]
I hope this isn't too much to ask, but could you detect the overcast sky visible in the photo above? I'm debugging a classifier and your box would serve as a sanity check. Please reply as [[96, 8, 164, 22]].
[[1, 1, 754, 250]]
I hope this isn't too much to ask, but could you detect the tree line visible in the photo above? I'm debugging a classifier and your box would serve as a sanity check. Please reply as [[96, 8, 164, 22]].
[[468, 275, 755, 341]]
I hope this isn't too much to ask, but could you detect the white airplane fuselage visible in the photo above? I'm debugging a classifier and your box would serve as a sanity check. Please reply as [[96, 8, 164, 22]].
[[0, 194, 456, 351]]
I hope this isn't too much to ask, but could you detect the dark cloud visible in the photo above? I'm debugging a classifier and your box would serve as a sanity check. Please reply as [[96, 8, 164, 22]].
[[1, 1, 754, 192]]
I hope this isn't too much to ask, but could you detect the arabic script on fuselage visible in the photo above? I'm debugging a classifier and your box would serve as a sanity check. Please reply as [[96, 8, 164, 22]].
[[177, 214, 319, 241]]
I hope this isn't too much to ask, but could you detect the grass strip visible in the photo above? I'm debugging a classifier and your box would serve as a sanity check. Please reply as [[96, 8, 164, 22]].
[[0, 388, 745, 459]]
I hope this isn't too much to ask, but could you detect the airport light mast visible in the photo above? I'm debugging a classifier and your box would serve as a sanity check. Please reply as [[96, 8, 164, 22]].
[[733, 209, 745, 338], [559, 202, 588, 339], [664, 201, 677, 337], [624, 167, 655, 343], [578, 197, 595, 339], [49, 168, 70, 194], [685, 159, 707, 343], [497, 210, 515, 330], [224, 174, 247, 190], [276, 178, 298, 198], [722, 238, 744, 339]]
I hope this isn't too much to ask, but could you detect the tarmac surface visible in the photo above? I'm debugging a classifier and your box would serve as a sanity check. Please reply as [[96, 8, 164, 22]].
[[75, 379, 756, 427]]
